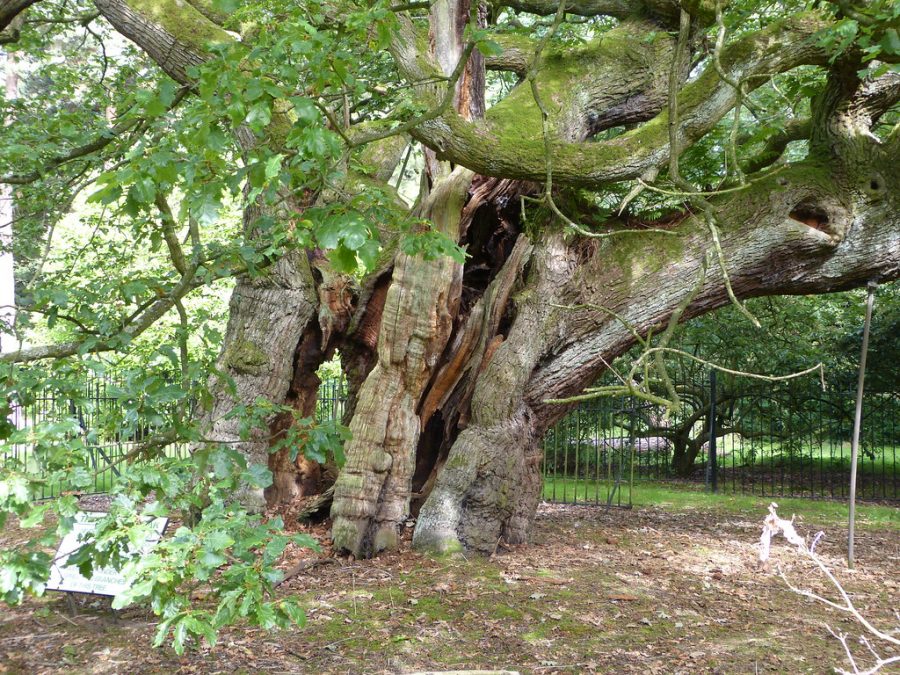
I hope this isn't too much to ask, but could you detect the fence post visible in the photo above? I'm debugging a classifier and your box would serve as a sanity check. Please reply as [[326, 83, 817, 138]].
[[848, 282, 876, 569], [707, 369, 718, 493]]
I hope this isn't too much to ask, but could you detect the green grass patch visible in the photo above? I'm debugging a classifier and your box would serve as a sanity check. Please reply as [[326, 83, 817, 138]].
[[543, 478, 900, 528]]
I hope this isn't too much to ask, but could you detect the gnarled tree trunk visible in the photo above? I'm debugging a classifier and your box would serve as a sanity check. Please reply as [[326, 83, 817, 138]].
[[330, 167, 473, 555], [72, 0, 900, 556]]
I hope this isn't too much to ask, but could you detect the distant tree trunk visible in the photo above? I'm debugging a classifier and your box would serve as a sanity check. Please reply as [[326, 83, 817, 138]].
[[0, 50, 17, 353], [672, 436, 706, 478]]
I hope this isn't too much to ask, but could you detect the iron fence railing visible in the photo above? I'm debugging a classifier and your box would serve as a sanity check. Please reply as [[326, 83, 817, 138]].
[[316, 376, 348, 423], [2, 375, 348, 500], [542, 373, 899, 504], [3, 376, 191, 500], [6, 371, 897, 504]]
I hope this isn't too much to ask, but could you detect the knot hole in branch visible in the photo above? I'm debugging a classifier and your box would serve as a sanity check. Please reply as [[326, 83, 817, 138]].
[[788, 197, 851, 244], [862, 172, 886, 201], [789, 199, 830, 230]]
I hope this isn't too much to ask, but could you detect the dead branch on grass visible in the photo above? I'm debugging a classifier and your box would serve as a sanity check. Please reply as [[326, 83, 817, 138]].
[[759, 503, 900, 675]]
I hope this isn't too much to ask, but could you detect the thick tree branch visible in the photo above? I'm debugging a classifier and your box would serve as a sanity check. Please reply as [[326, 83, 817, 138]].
[[484, 33, 533, 75], [397, 12, 829, 188], [185, 0, 230, 26], [525, 146, 900, 424], [92, 0, 231, 83], [394, 13, 679, 152], [812, 66, 900, 158], [495, 0, 716, 25], [0, 0, 37, 31]]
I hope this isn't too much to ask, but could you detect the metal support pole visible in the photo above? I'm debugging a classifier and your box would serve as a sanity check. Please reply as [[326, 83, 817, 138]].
[[848, 282, 877, 569], [707, 369, 718, 493]]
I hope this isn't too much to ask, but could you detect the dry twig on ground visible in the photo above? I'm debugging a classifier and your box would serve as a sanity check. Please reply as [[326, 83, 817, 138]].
[[760, 503, 900, 675]]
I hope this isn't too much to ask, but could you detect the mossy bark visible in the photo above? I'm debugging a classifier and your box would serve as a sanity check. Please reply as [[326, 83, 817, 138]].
[[413, 151, 899, 552], [394, 13, 829, 189]]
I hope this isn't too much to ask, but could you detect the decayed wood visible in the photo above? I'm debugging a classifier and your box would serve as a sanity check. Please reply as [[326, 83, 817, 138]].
[[296, 485, 335, 522], [330, 167, 474, 557], [414, 233, 575, 553], [419, 234, 532, 431], [267, 324, 327, 505]]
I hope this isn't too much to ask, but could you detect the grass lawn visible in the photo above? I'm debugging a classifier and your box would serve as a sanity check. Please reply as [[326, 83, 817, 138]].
[[542, 478, 900, 529]]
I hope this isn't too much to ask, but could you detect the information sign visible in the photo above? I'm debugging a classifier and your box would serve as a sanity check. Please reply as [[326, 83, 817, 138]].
[[46, 511, 168, 597]]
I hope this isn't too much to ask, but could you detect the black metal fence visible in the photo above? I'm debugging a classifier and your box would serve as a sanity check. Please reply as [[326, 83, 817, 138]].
[[2, 375, 189, 500], [6, 372, 898, 505], [2, 375, 350, 500], [542, 373, 900, 504], [316, 376, 348, 423]]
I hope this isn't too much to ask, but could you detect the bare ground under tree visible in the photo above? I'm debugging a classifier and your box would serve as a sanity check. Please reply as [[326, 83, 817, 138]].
[[0, 501, 897, 674]]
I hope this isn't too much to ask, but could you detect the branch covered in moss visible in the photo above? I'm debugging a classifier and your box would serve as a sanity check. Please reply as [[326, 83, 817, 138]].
[[495, 0, 717, 25], [93, 0, 230, 83], [399, 12, 829, 188], [484, 33, 534, 75]]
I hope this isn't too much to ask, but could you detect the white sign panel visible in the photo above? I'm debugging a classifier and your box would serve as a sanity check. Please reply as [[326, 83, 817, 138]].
[[47, 511, 168, 596]]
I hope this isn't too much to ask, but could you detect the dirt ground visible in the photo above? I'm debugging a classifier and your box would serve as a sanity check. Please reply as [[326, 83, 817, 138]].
[[0, 501, 897, 674]]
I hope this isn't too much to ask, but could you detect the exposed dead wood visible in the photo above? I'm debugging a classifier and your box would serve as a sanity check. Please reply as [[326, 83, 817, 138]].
[[296, 485, 335, 522], [267, 325, 327, 505]]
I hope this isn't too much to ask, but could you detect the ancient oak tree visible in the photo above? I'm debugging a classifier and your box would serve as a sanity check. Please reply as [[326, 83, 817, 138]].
[[2, 0, 899, 561]]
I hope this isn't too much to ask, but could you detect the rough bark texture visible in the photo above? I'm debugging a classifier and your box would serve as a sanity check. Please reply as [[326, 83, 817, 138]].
[[414, 233, 576, 552], [202, 252, 319, 511], [94, 0, 227, 84], [0, 0, 37, 33], [413, 139, 900, 551], [328, 0, 488, 556], [391, 12, 829, 188], [330, 167, 473, 556]]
